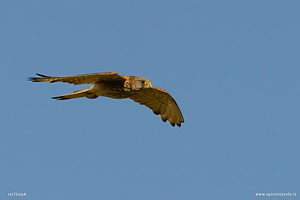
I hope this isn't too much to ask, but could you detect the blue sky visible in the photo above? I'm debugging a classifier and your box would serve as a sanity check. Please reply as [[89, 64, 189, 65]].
[[1, 1, 299, 199]]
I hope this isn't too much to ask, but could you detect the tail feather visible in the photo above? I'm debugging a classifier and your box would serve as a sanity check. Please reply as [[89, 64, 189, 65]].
[[52, 87, 98, 100]]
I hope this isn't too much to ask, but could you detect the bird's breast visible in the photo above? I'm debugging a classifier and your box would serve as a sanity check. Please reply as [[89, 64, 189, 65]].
[[93, 83, 132, 99]]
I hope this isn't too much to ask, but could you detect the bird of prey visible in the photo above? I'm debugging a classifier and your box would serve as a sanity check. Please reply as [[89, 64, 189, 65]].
[[28, 72, 184, 127]]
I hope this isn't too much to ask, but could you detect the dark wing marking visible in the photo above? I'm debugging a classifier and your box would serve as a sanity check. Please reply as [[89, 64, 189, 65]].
[[129, 87, 184, 127]]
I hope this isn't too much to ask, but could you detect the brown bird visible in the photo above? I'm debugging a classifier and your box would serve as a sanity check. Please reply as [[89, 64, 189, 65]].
[[28, 72, 184, 127]]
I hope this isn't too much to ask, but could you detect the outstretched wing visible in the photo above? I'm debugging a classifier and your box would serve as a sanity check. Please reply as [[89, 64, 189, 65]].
[[129, 87, 184, 127], [28, 72, 125, 85]]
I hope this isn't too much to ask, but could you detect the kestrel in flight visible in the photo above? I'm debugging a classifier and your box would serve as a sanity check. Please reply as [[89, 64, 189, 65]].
[[28, 72, 184, 127]]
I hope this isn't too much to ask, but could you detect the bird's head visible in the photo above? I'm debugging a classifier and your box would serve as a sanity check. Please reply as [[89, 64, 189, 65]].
[[133, 77, 152, 90]]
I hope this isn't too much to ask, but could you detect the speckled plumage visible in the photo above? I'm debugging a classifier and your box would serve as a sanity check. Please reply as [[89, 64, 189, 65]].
[[28, 72, 184, 127]]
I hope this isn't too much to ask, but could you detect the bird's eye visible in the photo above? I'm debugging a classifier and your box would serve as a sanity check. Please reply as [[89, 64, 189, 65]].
[[141, 80, 145, 84]]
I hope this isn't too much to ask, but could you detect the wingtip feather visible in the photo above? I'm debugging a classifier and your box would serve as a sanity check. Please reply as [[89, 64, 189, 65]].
[[28, 73, 51, 82], [27, 77, 35, 82], [36, 73, 49, 77]]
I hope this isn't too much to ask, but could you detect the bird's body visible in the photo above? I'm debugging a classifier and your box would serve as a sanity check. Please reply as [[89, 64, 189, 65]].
[[28, 72, 184, 127]]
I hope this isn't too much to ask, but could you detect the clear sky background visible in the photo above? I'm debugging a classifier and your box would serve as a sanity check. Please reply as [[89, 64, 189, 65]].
[[1, 1, 299, 200]]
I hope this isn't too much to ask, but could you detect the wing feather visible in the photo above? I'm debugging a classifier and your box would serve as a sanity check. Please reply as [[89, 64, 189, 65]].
[[129, 87, 184, 127], [28, 72, 125, 85]]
